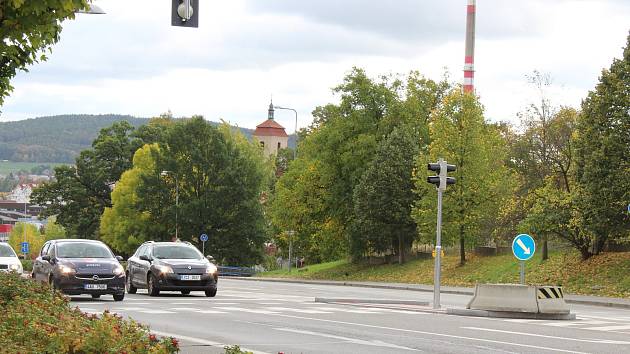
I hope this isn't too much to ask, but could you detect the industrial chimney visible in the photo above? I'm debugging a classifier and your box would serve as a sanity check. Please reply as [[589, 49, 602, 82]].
[[464, 0, 476, 94]]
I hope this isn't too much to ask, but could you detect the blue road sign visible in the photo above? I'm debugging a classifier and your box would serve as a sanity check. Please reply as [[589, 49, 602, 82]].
[[200, 234, 208, 242], [627, 203, 630, 213], [20, 242, 29, 254], [512, 234, 535, 261]]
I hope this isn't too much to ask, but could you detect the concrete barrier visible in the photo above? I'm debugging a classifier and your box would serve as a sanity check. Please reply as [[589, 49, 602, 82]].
[[466, 284, 571, 316], [467, 284, 539, 313], [537, 286, 570, 314]]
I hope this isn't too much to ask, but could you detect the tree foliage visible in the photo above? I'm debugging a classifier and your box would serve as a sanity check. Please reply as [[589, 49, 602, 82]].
[[573, 33, 630, 255], [101, 118, 271, 265], [0, 0, 89, 108], [413, 90, 514, 265], [352, 127, 419, 263]]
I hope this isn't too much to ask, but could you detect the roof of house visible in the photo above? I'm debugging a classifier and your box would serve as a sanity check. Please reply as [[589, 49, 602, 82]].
[[253, 119, 288, 137]]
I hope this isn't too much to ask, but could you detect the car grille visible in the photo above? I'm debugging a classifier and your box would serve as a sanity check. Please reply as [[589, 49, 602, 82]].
[[0, 264, 7, 270], [75, 273, 116, 280]]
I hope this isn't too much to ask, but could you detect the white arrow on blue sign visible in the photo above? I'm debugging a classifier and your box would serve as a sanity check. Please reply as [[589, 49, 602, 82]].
[[200, 234, 208, 242], [512, 234, 535, 261], [20, 242, 29, 254]]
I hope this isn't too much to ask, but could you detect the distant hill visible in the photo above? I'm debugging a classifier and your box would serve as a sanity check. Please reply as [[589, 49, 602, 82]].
[[0, 114, 293, 163]]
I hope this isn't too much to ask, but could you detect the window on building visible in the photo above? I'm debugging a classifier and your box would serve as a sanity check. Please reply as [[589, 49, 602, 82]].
[[277, 142, 281, 150], [260, 141, 265, 147]]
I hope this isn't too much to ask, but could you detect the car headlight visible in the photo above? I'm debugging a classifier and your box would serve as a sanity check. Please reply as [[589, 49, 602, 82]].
[[58, 265, 75, 275], [154, 264, 173, 274], [205, 263, 218, 274], [9, 263, 22, 272], [113, 265, 124, 276]]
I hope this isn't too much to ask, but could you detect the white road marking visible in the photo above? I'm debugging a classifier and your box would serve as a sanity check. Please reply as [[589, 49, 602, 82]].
[[170, 307, 203, 312], [114, 307, 147, 311], [583, 324, 630, 332], [169, 302, 196, 305], [139, 310, 176, 314], [266, 307, 333, 314], [462, 327, 630, 345], [271, 313, 592, 353], [213, 306, 280, 315], [273, 327, 422, 352], [150, 330, 269, 354]]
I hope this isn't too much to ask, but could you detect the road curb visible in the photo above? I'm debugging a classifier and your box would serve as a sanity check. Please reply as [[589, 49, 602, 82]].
[[446, 308, 576, 320], [227, 276, 630, 310]]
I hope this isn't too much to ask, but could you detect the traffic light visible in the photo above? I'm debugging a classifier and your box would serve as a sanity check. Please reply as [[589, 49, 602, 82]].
[[427, 159, 456, 190], [172, 0, 199, 28]]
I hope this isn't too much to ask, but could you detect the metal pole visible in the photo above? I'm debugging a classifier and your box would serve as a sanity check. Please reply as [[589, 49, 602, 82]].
[[202, 241, 205, 256], [293, 109, 298, 160], [288, 231, 293, 272], [175, 175, 179, 240], [433, 187, 443, 309], [463, 0, 476, 93], [520, 261, 525, 285]]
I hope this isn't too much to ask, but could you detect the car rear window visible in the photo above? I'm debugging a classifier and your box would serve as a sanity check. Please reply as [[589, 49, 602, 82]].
[[153, 245, 202, 260], [0, 244, 16, 257], [56, 242, 113, 258]]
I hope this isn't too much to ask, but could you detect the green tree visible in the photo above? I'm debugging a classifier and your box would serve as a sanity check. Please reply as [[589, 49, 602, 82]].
[[352, 127, 419, 263], [100, 144, 162, 254], [31, 121, 144, 238], [9, 223, 44, 259], [573, 33, 630, 255], [104, 118, 270, 265], [0, 0, 89, 107], [413, 90, 513, 265], [42, 216, 66, 241], [274, 68, 449, 261]]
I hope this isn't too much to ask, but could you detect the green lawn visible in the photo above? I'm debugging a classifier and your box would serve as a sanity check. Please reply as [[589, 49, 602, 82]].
[[258, 251, 630, 298], [0, 161, 67, 175]]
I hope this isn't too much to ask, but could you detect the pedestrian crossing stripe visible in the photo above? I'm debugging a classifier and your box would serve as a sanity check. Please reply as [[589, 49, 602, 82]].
[[537, 286, 563, 299]]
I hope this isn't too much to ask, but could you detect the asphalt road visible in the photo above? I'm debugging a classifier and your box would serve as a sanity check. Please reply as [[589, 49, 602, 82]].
[[70, 279, 630, 354]]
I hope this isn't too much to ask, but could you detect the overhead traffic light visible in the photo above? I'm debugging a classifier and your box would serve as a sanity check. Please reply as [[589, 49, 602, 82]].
[[427, 159, 456, 190], [171, 0, 199, 28]]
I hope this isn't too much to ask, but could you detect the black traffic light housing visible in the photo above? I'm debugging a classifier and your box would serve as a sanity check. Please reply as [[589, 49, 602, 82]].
[[427, 160, 456, 189], [172, 0, 199, 28]]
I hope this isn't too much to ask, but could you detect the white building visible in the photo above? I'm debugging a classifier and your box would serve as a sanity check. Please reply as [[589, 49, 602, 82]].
[[7, 184, 37, 204]]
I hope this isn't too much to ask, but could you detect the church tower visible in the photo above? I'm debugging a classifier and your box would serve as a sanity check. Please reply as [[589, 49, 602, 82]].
[[253, 100, 289, 157]]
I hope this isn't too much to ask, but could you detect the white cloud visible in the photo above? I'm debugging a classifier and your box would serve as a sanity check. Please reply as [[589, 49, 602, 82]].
[[1, 0, 628, 129]]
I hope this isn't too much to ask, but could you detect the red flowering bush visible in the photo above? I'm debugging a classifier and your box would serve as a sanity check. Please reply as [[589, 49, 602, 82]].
[[0, 272, 179, 353]]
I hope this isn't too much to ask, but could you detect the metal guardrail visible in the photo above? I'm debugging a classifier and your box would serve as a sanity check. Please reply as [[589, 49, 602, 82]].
[[218, 266, 255, 277]]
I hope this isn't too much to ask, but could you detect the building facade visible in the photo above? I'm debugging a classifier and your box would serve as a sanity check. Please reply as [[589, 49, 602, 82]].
[[253, 101, 289, 157]]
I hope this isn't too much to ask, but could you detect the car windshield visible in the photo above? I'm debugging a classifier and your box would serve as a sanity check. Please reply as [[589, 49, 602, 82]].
[[56, 242, 113, 259], [0, 244, 17, 257], [153, 245, 202, 260]]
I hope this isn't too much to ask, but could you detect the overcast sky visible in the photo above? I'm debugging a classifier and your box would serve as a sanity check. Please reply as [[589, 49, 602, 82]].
[[1, 0, 628, 131]]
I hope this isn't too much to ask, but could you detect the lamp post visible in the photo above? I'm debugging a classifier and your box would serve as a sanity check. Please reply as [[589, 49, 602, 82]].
[[273, 106, 298, 160], [161, 171, 179, 241], [287, 230, 295, 272]]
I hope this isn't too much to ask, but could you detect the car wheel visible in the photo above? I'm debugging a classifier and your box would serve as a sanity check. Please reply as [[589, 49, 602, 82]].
[[126, 273, 137, 294], [113, 293, 125, 302], [147, 274, 160, 297], [91, 294, 101, 299], [205, 288, 217, 297], [181, 290, 191, 295]]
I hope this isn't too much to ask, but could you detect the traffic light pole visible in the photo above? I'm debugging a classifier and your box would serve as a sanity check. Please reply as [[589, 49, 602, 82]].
[[434, 185, 443, 309]]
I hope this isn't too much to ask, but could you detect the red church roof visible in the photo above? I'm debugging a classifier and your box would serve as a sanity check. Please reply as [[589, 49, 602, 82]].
[[254, 119, 288, 137]]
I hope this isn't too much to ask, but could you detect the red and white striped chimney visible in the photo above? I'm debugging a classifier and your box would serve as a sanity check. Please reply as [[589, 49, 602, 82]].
[[463, 0, 476, 94]]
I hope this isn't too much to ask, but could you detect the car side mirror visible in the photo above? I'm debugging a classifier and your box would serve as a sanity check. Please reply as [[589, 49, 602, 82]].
[[116, 256, 124, 262], [42, 255, 51, 262], [139, 255, 151, 262], [206, 255, 216, 263]]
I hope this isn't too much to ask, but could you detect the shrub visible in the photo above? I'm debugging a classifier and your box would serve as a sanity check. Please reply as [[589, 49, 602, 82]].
[[0, 272, 179, 353], [224, 345, 253, 354], [20, 259, 33, 272]]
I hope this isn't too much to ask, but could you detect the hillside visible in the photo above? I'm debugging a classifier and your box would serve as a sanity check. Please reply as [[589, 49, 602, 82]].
[[0, 114, 291, 163], [260, 251, 630, 298]]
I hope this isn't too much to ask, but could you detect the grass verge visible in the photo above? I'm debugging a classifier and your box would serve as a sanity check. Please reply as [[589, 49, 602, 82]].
[[258, 251, 630, 298]]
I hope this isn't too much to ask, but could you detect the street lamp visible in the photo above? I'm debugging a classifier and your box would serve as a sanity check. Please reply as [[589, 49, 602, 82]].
[[161, 170, 179, 241], [273, 106, 298, 160], [76, 3, 106, 14]]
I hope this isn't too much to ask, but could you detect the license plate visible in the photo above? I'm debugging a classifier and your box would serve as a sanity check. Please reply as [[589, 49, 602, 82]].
[[180, 275, 201, 281], [85, 284, 107, 290]]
